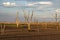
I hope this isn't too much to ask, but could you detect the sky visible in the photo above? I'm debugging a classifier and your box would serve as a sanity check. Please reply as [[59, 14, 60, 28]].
[[0, 0, 60, 22]]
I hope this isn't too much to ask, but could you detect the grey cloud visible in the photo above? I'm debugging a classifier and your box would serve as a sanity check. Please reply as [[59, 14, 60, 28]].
[[14, 0, 41, 1], [14, 0, 52, 2]]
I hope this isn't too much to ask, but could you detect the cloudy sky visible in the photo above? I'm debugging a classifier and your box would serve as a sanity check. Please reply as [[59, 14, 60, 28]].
[[0, 0, 60, 22]]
